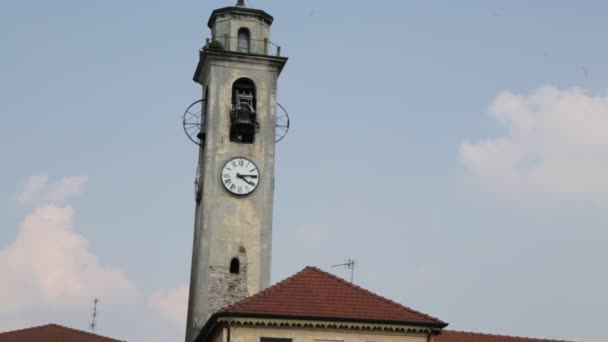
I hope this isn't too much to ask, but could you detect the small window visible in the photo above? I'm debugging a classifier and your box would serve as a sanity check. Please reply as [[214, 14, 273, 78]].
[[237, 28, 250, 53], [230, 258, 240, 274], [261, 338, 292, 342]]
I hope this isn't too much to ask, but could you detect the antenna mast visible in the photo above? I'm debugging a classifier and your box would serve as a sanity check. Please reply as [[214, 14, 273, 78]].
[[89, 298, 99, 333], [331, 258, 357, 283]]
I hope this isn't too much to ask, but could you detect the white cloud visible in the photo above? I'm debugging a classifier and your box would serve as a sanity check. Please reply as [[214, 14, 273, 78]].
[[461, 86, 608, 199], [5, 176, 186, 341], [16, 175, 88, 205], [1, 176, 136, 317], [148, 284, 189, 329], [7, 175, 188, 341], [0, 204, 137, 314], [46, 176, 89, 203], [16, 175, 49, 204]]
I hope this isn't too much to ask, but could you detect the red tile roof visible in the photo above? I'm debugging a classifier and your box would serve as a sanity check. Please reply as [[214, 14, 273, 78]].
[[218, 266, 447, 327], [435, 330, 571, 342], [0, 324, 125, 342]]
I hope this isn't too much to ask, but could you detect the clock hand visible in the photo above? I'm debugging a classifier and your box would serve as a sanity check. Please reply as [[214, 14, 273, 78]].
[[236, 173, 256, 186], [238, 174, 258, 179]]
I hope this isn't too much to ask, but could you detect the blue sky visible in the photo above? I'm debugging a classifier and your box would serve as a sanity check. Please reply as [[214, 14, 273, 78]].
[[1, 1, 607, 342]]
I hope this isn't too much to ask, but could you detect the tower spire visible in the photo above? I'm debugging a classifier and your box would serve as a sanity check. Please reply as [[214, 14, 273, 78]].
[[236, 0, 245, 6]]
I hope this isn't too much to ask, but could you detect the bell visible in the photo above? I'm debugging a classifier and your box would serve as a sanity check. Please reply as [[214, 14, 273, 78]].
[[234, 107, 254, 125], [230, 105, 256, 143], [230, 122, 255, 143]]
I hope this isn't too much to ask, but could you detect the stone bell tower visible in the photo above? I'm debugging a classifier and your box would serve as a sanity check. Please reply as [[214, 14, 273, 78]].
[[185, 1, 287, 342]]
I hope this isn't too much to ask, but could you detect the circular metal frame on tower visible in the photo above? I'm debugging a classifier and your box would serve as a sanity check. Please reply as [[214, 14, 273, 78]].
[[183, 99, 206, 147], [183, 99, 290, 144], [275, 103, 290, 142]]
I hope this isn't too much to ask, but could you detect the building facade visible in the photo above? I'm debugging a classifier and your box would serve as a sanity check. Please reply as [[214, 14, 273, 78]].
[[192, 267, 568, 342]]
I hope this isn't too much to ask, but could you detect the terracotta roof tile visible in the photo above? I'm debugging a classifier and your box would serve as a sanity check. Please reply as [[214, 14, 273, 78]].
[[0, 324, 125, 342], [218, 266, 447, 327], [435, 330, 571, 342]]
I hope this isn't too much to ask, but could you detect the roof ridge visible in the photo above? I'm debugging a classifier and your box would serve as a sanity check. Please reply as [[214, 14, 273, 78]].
[[0, 324, 52, 336], [307, 266, 445, 324], [220, 266, 445, 325], [47, 323, 126, 342], [442, 330, 572, 342], [0, 323, 125, 342], [220, 266, 312, 312]]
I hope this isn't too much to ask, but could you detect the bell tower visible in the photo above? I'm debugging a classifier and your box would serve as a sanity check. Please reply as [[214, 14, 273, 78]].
[[184, 1, 288, 342]]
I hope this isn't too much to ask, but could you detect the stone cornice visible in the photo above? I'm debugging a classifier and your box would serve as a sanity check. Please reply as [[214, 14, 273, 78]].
[[217, 317, 435, 334], [208, 6, 274, 29], [193, 48, 288, 85]]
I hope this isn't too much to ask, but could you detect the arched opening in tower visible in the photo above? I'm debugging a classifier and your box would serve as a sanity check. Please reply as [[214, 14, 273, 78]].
[[237, 28, 251, 53], [230, 78, 258, 143], [230, 258, 240, 274]]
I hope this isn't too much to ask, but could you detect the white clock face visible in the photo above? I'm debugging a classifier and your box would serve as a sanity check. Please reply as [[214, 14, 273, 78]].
[[221, 157, 260, 196]]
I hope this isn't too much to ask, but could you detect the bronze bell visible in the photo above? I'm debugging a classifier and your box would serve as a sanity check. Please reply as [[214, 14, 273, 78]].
[[230, 105, 256, 143]]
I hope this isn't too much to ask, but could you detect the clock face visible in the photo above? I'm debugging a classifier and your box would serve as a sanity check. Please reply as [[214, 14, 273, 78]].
[[221, 157, 260, 196]]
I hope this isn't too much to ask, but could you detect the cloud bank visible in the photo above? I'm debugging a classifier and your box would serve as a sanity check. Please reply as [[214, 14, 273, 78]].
[[1, 176, 136, 316], [460, 86, 608, 199], [149, 284, 189, 329], [2, 175, 190, 341]]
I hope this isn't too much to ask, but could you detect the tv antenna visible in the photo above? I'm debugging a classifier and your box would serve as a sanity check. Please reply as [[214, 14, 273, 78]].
[[331, 258, 357, 283], [89, 298, 99, 333]]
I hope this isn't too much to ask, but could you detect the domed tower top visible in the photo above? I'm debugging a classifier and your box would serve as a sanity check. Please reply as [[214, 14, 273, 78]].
[[207, 1, 275, 55]]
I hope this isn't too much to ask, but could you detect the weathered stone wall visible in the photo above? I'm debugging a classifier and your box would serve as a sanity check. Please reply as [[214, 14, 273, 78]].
[[208, 252, 248, 313]]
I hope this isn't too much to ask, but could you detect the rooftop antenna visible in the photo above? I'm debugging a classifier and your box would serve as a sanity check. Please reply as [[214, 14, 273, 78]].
[[89, 298, 99, 334], [331, 258, 357, 283]]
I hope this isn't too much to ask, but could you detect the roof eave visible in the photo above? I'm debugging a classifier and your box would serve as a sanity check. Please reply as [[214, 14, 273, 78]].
[[195, 311, 448, 342], [222, 312, 448, 329], [207, 6, 274, 29]]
